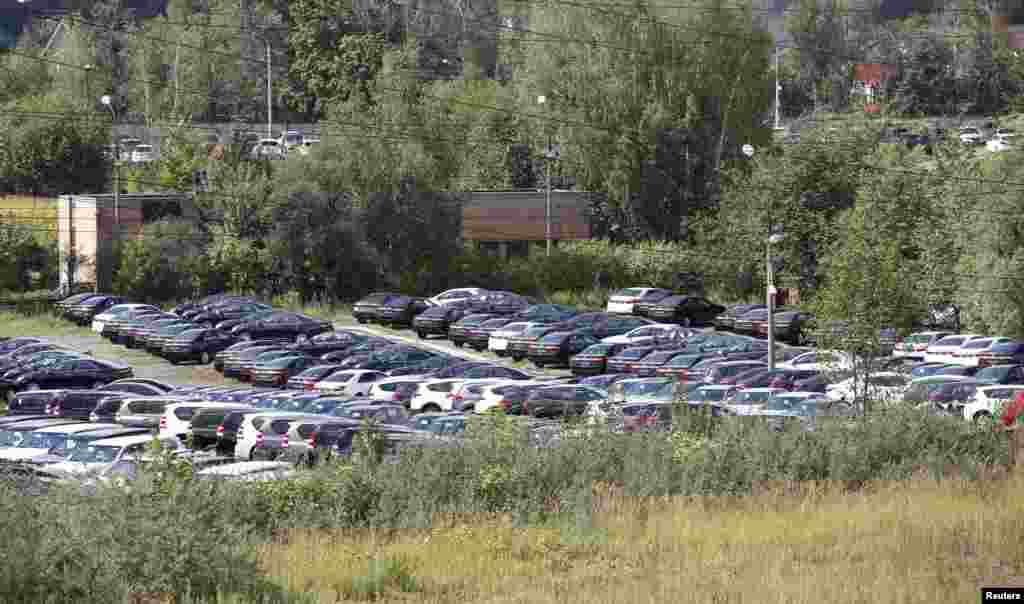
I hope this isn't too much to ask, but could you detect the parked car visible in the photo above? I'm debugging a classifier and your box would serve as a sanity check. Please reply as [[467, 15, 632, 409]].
[[114, 396, 181, 428], [922, 334, 984, 365], [605, 288, 674, 315], [727, 387, 786, 415], [279, 130, 304, 152], [448, 313, 501, 348], [159, 402, 254, 441], [758, 311, 814, 345], [825, 372, 909, 405], [600, 324, 690, 346], [162, 328, 238, 365], [48, 434, 185, 476], [313, 369, 387, 396], [250, 355, 321, 388], [250, 138, 285, 159], [959, 126, 983, 145], [522, 385, 608, 418], [66, 295, 128, 325], [9, 357, 132, 394], [426, 287, 487, 307], [525, 331, 602, 368], [352, 292, 402, 324], [947, 337, 1015, 367], [644, 295, 726, 327], [43, 389, 129, 420], [386, 355, 461, 377], [713, 304, 765, 331], [372, 295, 432, 327], [625, 349, 691, 377], [977, 341, 1024, 368], [191, 301, 274, 328], [222, 345, 291, 379], [488, 321, 538, 356], [0, 422, 125, 463], [963, 385, 1024, 423], [413, 302, 475, 339], [130, 144, 156, 163], [569, 342, 633, 376], [232, 312, 332, 343], [702, 360, 769, 385], [239, 350, 305, 382], [465, 317, 520, 351], [606, 344, 674, 375], [346, 348, 436, 372], [892, 331, 955, 360]]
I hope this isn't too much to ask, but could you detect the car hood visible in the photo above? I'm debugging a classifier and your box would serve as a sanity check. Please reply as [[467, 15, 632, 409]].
[[45, 461, 105, 475], [0, 448, 52, 461]]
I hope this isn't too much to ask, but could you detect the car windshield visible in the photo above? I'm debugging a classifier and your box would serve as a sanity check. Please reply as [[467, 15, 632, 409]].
[[693, 388, 733, 402], [176, 329, 206, 341], [265, 356, 303, 368], [66, 444, 121, 463], [617, 348, 654, 360], [541, 333, 569, 344], [27, 431, 72, 450], [0, 429, 28, 447], [962, 339, 993, 350], [934, 336, 965, 347], [616, 288, 647, 297], [296, 366, 338, 379], [734, 391, 775, 404], [906, 334, 936, 344], [580, 344, 613, 355]]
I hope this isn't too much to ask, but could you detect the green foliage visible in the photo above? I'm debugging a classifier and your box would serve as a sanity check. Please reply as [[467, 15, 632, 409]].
[[0, 214, 58, 293], [338, 556, 419, 600]]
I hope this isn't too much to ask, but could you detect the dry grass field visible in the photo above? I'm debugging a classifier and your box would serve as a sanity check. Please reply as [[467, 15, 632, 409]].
[[262, 476, 1024, 603]]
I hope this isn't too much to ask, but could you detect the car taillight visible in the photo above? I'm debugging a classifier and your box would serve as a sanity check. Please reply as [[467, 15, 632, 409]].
[[255, 432, 264, 445], [498, 398, 509, 409], [281, 434, 289, 449], [305, 383, 315, 390], [307, 436, 315, 447], [392, 393, 401, 401], [159, 415, 167, 430], [216, 425, 225, 436]]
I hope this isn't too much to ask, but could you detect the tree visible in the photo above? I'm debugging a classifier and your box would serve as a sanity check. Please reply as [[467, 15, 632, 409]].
[[810, 174, 925, 413]]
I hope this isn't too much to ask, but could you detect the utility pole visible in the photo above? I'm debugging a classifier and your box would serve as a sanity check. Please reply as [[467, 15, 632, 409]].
[[100, 94, 119, 293], [266, 40, 272, 139], [766, 239, 777, 370], [774, 46, 781, 130], [537, 95, 552, 257]]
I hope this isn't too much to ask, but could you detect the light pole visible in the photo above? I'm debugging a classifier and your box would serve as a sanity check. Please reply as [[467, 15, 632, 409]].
[[100, 95, 120, 280], [537, 94, 554, 257], [266, 40, 272, 139], [766, 233, 784, 370], [774, 46, 781, 130]]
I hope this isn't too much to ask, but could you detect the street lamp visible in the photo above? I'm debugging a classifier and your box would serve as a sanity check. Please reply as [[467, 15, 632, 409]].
[[766, 232, 784, 370], [537, 95, 553, 257], [100, 94, 120, 242]]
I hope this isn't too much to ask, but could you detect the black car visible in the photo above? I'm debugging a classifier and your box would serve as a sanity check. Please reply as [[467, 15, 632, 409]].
[[250, 355, 321, 388], [44, 389, 129, 420], [238, 349, 303, 382], [213, 310, 277, 334], [448, 313, 501, 348], [179, 296, 259, 321], [122, 316, 185, 349], [352, 292, 401, 324], [0, 337, 44, 357], [386, 355, 460, 377], [214, 339, 296, 373], [526, 330, 603, 368], [7, 390, 69, 415], [371, 295, 432, 327], [606, 344, 677, 374], [291, 331, 367, 356], [569, 342, 633, 376], [346, 348, 437, 371], [9, 358, 133, 394], [413, 302, 475, 339], [189, 301, 273, 328], [426, 362, 531, 381], [522, 385, 607, 418], [57, 293, 103, 319], [143, 321, 200, 353], [320, 338, 398, 364], [644, 295, 726, 327], [713, 304, 766, 331], [627, 349, 690, 377], [67, 295, 128, 325], [469, 291, 536, 315], [162, 328, 239, 364], [231, 312, 332, 343], [0, 352, 85, 388], [173, 294, 249, 317]]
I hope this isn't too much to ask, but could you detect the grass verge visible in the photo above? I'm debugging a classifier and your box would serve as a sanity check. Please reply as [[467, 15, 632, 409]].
[[261, 474, 1024, 603]]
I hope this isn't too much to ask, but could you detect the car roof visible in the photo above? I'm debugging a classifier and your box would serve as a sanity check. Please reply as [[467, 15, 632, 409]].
[[86, 434, 176, 447], [35, 423, 122, 434]]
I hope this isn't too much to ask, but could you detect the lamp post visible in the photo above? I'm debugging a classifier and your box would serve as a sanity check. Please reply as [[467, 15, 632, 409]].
[[766, 233, 784, 370], [537, 94, 554, 257], [100, 94, 120, 292]]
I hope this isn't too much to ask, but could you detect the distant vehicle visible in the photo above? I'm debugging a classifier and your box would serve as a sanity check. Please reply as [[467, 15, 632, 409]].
[[279, 130, 304, 152], [130, 144, 156, 163], [987, 136, 1013, 153], [250, 139, 285, 160], [959, 126, 983, 145], [605, 288, 673, 315], [297, 138, 320, 156]]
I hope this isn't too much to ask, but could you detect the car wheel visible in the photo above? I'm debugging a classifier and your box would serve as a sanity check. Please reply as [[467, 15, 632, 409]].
[[453, 341, 464, 348], [417, 331, 427, 339], [357, 318, 367, 324], [495, 351, 508, 357], [422, 404, 442, 413], [532, 360, 545, 368], [512, 354, 524, 362], [169, 358, 179, 365], [682, 317, 692, 328], [200, 351, 211, 364], [973, 411, 992, 424]]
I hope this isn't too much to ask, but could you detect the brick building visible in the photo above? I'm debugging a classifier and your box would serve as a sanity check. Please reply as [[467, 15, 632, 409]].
[[461, 190, 593, 259], [58, 193, 192, 293]]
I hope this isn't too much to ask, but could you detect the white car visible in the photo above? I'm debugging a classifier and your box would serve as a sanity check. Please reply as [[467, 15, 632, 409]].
[[447, 379, 510, 413], [426, 288, 486, 307], [605, 288, 672, 315], [196, 461, 296, 482], [47, 434, 185, 476], [367, 377, 424, 403], [488, 322, 537, 355], [947, 337, 1014, 367], [777, 350, 854, 373], [727, 388, 785, 415], [959, 126, 983, 145], [825, 371, 909, 404], [250, 139, 285, 160], [892, 331, 953, 360], [130, 144, 156, 163], [159, 402, 254, 440], [601, 324, 689, 346], [409, 378, 467, 413], [91, 303, 160, 333], [232, 412, 323, 460], [923, 334, 987, 365], [987, 137, 1013, 153], [473, 380, 549, 413], [312, 370, 386, 396], [0, 422, 121, 462], [962, 385, 1024, 423]]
